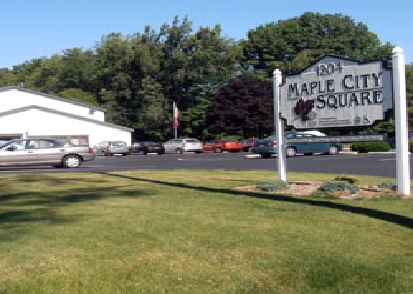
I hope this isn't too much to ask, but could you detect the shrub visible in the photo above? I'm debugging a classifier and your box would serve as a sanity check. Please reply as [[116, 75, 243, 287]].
[[379, 181, 397, 191], [333, 175, 358, 185], [255, 180, 289, 192], [350, 141, 390, 153], [318, 181, 358, 195]]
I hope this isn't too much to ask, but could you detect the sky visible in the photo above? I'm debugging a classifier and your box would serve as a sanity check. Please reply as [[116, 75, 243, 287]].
[[1, 0, 412, 69]]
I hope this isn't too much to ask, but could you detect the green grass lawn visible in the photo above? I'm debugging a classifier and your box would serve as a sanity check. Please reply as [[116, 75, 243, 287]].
[[1, 170, 413, 294]]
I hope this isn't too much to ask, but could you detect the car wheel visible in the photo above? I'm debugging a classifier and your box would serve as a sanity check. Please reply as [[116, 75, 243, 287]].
[[177, 148, 184, 154], [63, 155, 81, 168], [261, 154, 271, 159], [329, 145, 339, 155], [286, 147, 296, 157], [215, 147, 222, 153]]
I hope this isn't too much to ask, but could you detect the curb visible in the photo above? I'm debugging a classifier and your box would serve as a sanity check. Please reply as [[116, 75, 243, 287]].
[[244, 151, 399, 158]]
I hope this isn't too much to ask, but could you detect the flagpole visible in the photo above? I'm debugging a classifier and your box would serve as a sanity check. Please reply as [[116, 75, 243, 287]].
[[173, 101, 178, 139]]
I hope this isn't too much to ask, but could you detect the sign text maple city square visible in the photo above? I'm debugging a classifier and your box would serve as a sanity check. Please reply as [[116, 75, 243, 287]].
[[280, 56, 393, 129]]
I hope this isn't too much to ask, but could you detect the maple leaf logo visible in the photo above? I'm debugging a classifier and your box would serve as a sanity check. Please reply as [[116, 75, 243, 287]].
[[293, 98, 315, 121]]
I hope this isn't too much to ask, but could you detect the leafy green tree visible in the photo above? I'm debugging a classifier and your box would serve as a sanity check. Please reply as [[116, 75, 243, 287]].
[[0, 69, 19, 87], [59, 88, 98, 106], [157, 16, 240, 139], [0, 12, 411, 142], [59, 48, 96, 93], [10, 58, 43, 86], [241, 12, 389, 79], [134, 77, 167, 141], [206, 75, 273, 138], [24, 54, 64, 94], [93, 33, 139, 128]]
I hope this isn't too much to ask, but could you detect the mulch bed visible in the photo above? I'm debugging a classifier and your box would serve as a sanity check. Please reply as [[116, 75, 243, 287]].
[[235, 181, 412, 200]]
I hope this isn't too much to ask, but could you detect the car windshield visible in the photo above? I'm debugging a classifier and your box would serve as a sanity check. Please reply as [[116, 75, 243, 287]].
[[0, 141, 12, 149], [111, 141, 126, 146]]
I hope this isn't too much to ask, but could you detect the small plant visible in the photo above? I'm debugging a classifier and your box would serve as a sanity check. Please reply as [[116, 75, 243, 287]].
[[333, 175, 358, 185], [378, 181, 397, 191], [255, 180, 289, 192], [318, 181, 358, 195]]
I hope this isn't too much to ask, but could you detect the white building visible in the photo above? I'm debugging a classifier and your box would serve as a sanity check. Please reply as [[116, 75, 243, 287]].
[[0, 86, 133, 147]]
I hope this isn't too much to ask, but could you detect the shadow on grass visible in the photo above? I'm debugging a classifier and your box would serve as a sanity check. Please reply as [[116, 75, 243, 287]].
[[0, 178, 151, 241], [103, 172, 413, 230]]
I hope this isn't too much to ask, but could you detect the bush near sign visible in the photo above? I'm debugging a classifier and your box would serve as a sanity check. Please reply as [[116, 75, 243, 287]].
[[280, 55, 393, 129]]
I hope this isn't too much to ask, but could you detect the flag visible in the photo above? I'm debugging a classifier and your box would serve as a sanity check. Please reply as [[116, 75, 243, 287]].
[[173, 105, 179, 129]]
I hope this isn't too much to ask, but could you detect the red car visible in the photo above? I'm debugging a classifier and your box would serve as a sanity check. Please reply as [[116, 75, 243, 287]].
[[202, 140, 242, 153], [239, 139, 256, 152]]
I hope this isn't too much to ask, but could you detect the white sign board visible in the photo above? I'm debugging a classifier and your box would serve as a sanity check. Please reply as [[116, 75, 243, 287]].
[[280, 55, 393, 129]]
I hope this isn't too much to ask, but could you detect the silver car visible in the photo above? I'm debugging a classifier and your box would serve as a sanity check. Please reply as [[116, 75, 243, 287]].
[[163, 138, 203, 154], [0, 138, 95, 168], [94, 141, 130, 156]]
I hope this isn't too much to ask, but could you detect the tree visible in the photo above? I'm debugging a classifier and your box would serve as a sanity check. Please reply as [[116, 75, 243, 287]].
[[59, 88, 98, 106], [59, 48, 96, 93], [134, 77, 167, 141], [0, 69, 18, 87], [24, 54, 63, 94], [93, 33, 142, 128], [240, 12, 388, 79], [206, 75, 273, 138], [157, 16, 240, 139]]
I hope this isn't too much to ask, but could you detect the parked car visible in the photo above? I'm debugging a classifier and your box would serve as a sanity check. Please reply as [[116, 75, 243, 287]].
[[250, 132, 343, 158], [238, 139, 256, 152], [202, 139, 242, 153], [129, 141, 165, 155], [163, 138, 203, 154], [94, 141, 130, 156], [387, 132, 413, 149], [0, 138, 94, 168]]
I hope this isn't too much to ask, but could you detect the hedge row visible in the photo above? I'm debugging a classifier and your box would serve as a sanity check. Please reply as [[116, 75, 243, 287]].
[[350, 140, 413, 153], [350, 141, 390, 153]]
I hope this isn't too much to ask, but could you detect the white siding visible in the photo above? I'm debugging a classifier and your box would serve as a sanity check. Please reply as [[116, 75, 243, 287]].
[[0, 89, 105, 121], [0, 88, 132, 146], [0, 108, 131, 147]]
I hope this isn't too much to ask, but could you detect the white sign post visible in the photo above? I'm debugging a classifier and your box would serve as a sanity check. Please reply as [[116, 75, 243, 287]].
[[392, 47, 410, 195], [273, 69, 286, 181]]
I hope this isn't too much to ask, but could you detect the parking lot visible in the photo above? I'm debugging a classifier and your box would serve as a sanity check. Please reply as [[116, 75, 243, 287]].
[[0, 151, 408, 179]]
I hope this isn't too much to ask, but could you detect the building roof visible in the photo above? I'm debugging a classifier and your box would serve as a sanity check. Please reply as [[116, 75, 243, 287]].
[[0, 86, 106, 112], [0, 105, 133, 132]]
